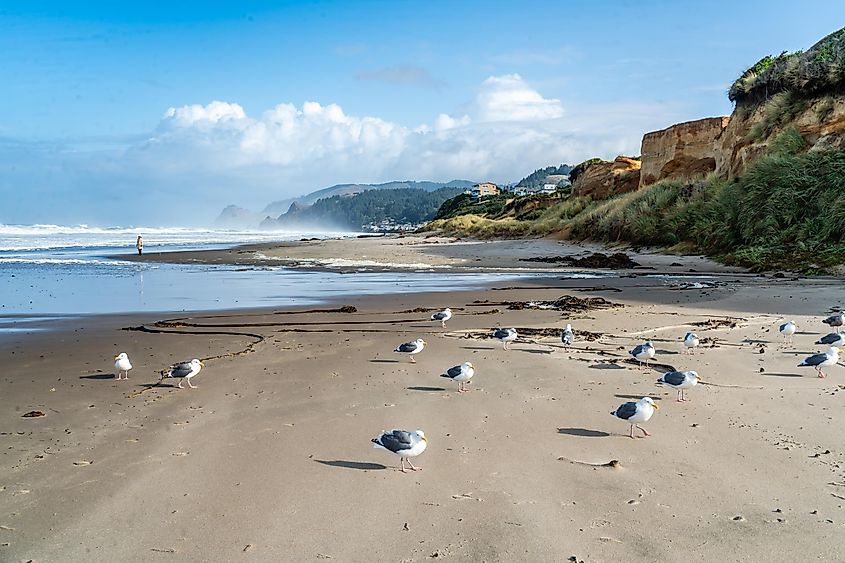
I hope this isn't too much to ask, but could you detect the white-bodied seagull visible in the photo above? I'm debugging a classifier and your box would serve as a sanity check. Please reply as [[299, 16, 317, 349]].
[[611, 397, 658, 439], [440, 362, 474, 392], [394, 338, 426, 363], [657, 370, 700, 402], [372, 429, 427, 472]]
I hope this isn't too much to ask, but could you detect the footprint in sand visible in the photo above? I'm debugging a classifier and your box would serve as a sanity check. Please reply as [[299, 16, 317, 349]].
[[73, 460, 92, 466]]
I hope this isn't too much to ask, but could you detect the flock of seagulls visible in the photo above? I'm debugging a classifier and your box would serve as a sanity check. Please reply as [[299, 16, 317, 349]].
[[111, 302, 844, 469]]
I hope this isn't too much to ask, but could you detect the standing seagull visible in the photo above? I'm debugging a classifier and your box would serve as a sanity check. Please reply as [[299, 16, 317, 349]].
[[797, 346, 840, 378], [822, 312, 844, 330], [371, 429, 427, 472], [561, 324, 574, 348], [160, 359, 204, 389], [683, 332, 700, 355], [394, 338, 426, 363], [816, 332, 845, 347], [493, 328, 518, 350], [611, 397, 659, 439], [779, 320, 797, 345], [431, 308, 453, 328], [657, 370, 700, 402], [629, 341, 656, 370], [114, 353, 132, 380], [441, 362, 474, 393]]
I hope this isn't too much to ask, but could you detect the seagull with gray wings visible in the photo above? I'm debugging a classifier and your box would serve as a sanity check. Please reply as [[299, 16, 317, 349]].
[[371, 429, 427, 472], [611, 397, 658, 439], [394, 338, 426, 362], [430, 308, 453, 328], [657, 370, 700, 402], [441, 362, 474, 392], [160, 358, 204, 389], [798, 347, 840, 378]]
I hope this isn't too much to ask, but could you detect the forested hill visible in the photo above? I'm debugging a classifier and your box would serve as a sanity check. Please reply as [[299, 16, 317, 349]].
[[261, 186, 464, 231], [516, 164, 573, 188]]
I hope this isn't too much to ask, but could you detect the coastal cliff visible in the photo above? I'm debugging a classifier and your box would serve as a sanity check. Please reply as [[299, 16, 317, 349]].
[[570, 156, 641, 199], [639, 117, 730, 187]]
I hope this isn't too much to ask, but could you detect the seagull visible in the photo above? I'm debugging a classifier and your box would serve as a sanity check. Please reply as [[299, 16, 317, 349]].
[[440, 362, 474, 392], [629, 341, 655, 370], [394, 338, 426, 362], [431, 308, 453, 328], [797, 346, 840, 378], [683, 332, 700, 354], [492, 328, 518, 350], [160, 359, 204, 389], [816, 332, 845, 347], [657, 370, 700, 402], [561, 324, 574, 348], [779, 320, 797, 345], [372, 429, 427, 472], [114, 352, 132, 380], [822, 312, 844, 329], [611, 397, 658, 439]]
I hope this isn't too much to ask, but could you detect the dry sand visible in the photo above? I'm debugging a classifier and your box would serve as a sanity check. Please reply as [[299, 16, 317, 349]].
[[3, 240, 845, 562]]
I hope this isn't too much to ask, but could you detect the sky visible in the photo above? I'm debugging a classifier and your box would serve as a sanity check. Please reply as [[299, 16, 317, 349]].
[[0, 0, 841, 225]]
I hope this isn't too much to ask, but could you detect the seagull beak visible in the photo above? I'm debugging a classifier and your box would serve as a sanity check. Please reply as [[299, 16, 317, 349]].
[[199, 361, 205, 367], [114, 355, 119, 360], [653, 403, 660, 410]]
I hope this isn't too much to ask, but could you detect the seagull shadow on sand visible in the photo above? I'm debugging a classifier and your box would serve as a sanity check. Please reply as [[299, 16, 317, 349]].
[[623, 359, 677, 373], [763, 372, 805, 378], [407, 386, 447, 392], [370, 359, 401, 363], [558, 427, 610, 438], [136, 382, 178, 389], [80, 373, 118, 380], [615, 394, 663, 400], [589, 363, 625, 370], [314, 460, 387, 471]]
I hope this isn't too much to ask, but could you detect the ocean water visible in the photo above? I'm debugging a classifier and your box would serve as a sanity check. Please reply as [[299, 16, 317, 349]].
[[0, 224, 537, 322]]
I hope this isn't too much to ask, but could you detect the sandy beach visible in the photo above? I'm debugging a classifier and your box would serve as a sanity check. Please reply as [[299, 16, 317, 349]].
[[4, 238, 845, 562]]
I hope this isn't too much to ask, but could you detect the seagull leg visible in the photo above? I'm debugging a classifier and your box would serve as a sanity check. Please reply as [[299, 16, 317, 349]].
[[187, 378, 197, 389], [629, 424, 635, 439], [177, 380, 184, 389], [410, 355, 416, 363], [407, 459, 420, 471], [818, 367, 826, 378], [677, 390, 683, 402], [637, 424, 651, 437], [441, 320, 446, 328], [400, 458, 406, 473]]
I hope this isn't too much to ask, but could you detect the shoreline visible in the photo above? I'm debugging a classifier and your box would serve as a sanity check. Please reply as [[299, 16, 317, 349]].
[[109, 234, 753, 276]]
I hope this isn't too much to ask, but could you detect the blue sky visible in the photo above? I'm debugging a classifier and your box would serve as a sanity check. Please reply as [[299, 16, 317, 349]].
[[0, 1, 841, 225]]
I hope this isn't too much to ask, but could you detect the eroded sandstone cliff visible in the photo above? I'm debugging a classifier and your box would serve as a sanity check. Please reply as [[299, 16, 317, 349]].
[[639, 117, 729, 187], [570, 156, 641, 199]]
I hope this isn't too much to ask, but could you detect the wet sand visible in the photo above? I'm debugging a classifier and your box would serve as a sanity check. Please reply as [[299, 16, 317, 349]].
[[114, 235, 747, 274], [3, 255, 845, 561]]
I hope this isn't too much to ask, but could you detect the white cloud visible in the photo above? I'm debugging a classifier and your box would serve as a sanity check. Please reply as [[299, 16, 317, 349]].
[[474, 74, 564, 122], [162, 101, 247, 127]]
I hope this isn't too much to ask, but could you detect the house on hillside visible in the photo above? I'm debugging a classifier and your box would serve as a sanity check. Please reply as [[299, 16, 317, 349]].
[[471, 182, 499, 200]]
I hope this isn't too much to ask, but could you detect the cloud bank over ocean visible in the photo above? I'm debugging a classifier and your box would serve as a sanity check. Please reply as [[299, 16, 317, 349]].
[[1, 74, 677, 225]]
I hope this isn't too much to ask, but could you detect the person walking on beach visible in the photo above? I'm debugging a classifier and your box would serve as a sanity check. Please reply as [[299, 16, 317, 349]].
[[136, 235, 143, 256]]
